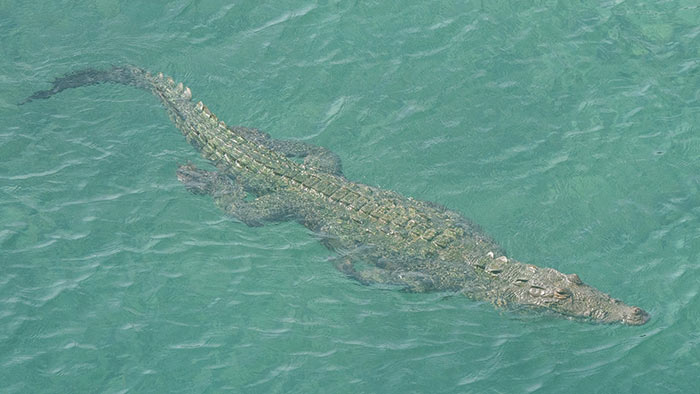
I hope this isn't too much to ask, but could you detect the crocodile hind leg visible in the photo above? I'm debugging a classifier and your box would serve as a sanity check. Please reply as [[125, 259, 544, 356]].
[[176, 163, 298, 226], [229, 126, 343, 175]]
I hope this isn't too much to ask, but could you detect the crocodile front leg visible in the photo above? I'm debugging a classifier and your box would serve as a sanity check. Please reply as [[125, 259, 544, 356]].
[[335, 257, 436, 292], [176, 163, 298, 226], [229, 126, 343, 175]]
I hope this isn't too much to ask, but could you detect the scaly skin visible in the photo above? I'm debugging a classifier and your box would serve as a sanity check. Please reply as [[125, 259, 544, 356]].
[[24, 66, 649, 325]]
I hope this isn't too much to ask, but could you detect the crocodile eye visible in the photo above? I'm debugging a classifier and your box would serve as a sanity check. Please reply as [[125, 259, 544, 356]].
[[554, 287, 572, 299], [485, 261, 505, 275]]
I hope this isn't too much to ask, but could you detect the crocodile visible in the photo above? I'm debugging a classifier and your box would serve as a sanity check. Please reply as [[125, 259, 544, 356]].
[[23, 65, 649, 325]]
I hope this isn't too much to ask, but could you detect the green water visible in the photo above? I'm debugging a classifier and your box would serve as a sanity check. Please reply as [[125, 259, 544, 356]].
[[2, 1, 699, 393]]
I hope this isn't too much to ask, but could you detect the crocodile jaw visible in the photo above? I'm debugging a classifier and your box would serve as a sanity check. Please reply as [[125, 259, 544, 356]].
[[483, 261, 650, 325]]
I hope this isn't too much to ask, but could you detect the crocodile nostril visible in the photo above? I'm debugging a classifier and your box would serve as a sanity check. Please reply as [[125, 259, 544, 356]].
[[625, 307, 650, 325]]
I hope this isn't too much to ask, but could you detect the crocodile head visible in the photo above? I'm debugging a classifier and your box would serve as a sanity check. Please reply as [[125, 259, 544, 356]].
[[491, 261, 649, 325]]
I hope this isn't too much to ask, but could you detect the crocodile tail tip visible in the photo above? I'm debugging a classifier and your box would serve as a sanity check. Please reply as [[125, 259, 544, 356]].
[[19, 68, 98, 105], [20, 65, 146, 106]]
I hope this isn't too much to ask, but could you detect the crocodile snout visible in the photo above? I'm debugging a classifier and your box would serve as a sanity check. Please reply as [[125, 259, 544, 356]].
[[623, 306, 650, 325]]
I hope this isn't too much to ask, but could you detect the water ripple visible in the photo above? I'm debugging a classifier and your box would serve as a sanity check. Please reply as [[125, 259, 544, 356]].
[[1, 1, 699, 393]]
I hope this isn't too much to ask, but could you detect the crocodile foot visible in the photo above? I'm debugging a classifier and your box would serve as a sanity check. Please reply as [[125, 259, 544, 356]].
[[176, 163, 227, 195], [335, 257, 435, 292]]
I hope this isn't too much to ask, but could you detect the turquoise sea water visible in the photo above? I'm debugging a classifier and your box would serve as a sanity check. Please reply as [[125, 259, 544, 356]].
[[2, 1, 699, 392]]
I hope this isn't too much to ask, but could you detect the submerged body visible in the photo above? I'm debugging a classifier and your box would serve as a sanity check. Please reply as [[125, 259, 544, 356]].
[[25, 66, 649, 325]]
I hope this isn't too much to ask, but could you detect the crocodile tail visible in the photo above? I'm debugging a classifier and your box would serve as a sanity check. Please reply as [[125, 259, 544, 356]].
[[19, 65, 150, 105], [22, 66, 227, 159]]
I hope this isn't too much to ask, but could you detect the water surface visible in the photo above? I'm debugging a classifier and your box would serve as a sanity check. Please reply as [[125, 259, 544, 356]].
[[1, 1, 699, 393]]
